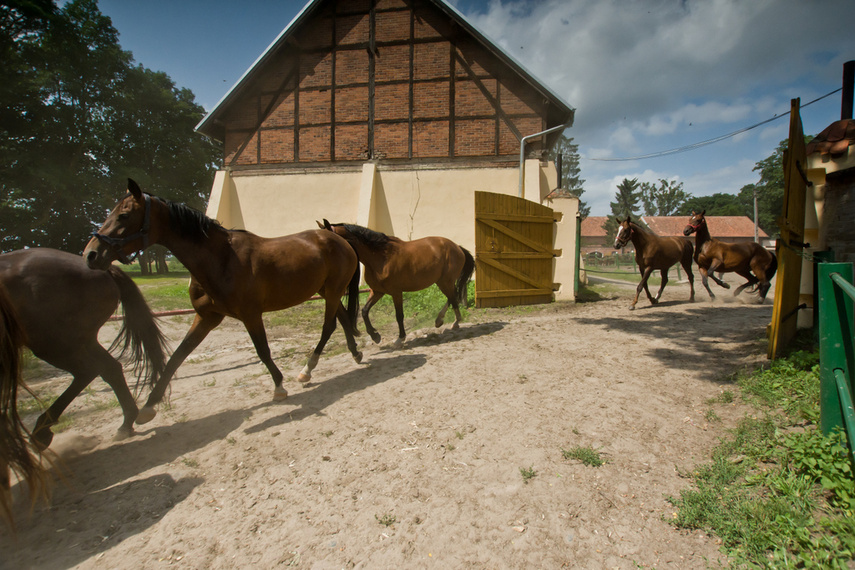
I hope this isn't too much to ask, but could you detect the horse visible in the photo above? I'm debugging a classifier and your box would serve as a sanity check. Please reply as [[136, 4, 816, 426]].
[[614, 216, 695, 309], [0, 248, 168, 448], [0, 248, 168, 526], [84, 179, 364, 425], [319, 220, 475, 347], [682, 210, 778, 302]]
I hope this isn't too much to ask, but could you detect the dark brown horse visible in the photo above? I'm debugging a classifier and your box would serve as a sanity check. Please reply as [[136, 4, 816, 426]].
[[84, 180, 363, 425], [0, 249, 167, 525], [614, 217, 695, 309], [683, 210, 777, 302], [320, 221, 475, 347]]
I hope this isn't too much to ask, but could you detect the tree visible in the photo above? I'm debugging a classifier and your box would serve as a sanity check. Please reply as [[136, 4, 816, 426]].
[[548, 135, 590, 218], [0, 0, 222, 254], [603, 178, 642, 241], [640, 179, 690, 216], [675, 192, 749, 217]]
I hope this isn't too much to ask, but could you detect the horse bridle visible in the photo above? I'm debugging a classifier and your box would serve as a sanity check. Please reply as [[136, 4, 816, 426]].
[[91, 192, 152, 264], [615, 224, 633, 247]]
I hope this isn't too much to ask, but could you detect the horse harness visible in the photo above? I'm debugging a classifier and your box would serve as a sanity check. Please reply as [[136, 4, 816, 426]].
[[92, 192, 152, 264]]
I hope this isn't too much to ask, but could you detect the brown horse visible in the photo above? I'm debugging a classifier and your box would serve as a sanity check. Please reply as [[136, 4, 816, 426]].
[[0, 248, 168, 525], [682, 210, 778, 302], [0, 248, 168, 448], [320, 221, 475, 347], [614, 216, 695, 309], [84, 180, 363, 425]]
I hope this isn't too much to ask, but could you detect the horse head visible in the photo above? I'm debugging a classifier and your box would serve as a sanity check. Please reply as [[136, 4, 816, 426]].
[[614, 217, 633, 249], [683, 210, 706, 236], [84, 179, 155, 269]]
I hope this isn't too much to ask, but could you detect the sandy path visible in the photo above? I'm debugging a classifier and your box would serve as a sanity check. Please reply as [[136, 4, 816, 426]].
[[3, 279, 772, 569]]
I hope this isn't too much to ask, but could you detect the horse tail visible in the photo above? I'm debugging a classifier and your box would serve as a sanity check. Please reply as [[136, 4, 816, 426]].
[[106, 266, 169, 395], [0, 284, 50, 529], [456, 247, 476, 307], [766, 250, 778, 281], [344, 261, 361, 337]]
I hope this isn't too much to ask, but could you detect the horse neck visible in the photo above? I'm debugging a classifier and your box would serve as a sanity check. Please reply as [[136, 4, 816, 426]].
[[628, 223, 649, 249], [349, 239, 390, 270], [150, 208, 234, 288], [694, 221, 713, 247]]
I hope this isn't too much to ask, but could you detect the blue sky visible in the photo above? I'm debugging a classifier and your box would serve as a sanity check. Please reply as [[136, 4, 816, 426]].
[[97, 0, 855, 216]]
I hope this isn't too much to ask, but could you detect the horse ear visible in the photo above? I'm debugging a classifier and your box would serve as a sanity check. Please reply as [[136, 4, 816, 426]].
[[316, 220, 324, 229], [701, 209, 706, 216], [323, 219, 333, 231], [128, 178, 142, 200]]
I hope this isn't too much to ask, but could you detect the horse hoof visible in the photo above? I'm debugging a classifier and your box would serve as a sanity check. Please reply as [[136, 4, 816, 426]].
[[273, 387, 288, 400], [297, 372, 312, 383], [135, 406, 157, 425], [369, 332, 381, 344], [435, 318, 444, 328], [651, 299, 659, 305], [31, 429, 53, 452], [628, 305, 636, 311], [721, 283, 731, 289], [451, 322, 460, 330], [353, 351, 363, 364], [113, 427, 134, 441]]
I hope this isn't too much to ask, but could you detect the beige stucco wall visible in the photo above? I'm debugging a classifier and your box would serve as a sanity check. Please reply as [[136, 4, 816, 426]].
[[205, 159, 577, 300], [799, 145, 855, 328]]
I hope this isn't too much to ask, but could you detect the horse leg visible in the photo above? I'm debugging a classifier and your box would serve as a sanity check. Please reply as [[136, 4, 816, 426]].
[[241, 315, 288, 400], [297, 298, 340, 384], [391, 292, 406, 348], [683, 260, 695, 302], [137, 312, 224, 424], [654, 269, 668, 303], [91, 345, 139, 441], [699, 267, 716, 300], [362, 290, 384, 344], [732, 270, 758, 297], [630, 266, 654, 309], [32, 370, 96, 451], [435, 280, 461, 329], [335, 303, 363, 364], [706, 260, 730, 289]]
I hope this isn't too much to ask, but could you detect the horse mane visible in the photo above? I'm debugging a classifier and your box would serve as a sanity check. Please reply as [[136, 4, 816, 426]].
[[163, 197, 227, 241], [341, 224, 394, 251]]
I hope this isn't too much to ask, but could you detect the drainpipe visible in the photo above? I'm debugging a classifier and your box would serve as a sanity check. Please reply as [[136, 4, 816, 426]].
[[842, 60, 854, 120], [518, 123, 571, 198]]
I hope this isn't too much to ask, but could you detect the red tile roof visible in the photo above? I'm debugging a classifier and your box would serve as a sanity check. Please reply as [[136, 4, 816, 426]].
[[643, 216, 767, 238], [806, 119, 855, 158], [580, 215, 765, 239], [580, 216, 609, 237]]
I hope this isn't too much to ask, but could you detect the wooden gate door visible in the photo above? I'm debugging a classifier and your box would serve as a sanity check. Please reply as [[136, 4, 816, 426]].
[[474, 191, 560, 308], [768, 98, 809, 359]]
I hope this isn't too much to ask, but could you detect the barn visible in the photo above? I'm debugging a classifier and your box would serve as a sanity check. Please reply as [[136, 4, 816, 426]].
[[195, 0, 579, 302]]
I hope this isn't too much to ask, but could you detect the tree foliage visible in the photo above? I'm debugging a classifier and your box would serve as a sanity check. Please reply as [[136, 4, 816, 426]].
[[640, 179, 689, 216], [0, 0, 221, 253], [548, 135, 590, 218], [603, 178, 641, 240]]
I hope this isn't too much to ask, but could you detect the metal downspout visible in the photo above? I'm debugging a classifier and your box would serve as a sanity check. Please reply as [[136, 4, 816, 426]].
[[518, 123, 571, 198]]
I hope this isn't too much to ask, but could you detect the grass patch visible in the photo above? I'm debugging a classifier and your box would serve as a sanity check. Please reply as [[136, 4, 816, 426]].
[[519, 465, 537, 484], [561, 445, 606, 467], [668, 349, 855, 567]]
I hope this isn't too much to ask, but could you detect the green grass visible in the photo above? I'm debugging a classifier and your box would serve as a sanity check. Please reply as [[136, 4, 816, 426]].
[[668, 349, 855, 568], [561, 445, 606, 467]]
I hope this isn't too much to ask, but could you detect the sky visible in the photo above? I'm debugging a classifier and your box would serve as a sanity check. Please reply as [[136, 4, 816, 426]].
[[96, 0, 855, 216]]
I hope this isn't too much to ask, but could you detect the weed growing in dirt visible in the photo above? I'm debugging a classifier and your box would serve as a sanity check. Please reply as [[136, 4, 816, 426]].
[[668, 349, 855, 567], [561, 446, 606, 467], [520, 466, 537, 483], [375, 513, 396, 527]]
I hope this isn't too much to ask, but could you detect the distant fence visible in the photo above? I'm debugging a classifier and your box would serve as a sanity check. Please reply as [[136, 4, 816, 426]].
[[817, 262, 855, 469]]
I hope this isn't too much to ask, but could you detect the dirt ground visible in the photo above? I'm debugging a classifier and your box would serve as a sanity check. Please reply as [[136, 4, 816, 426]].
[[3, 276, 775, 569]]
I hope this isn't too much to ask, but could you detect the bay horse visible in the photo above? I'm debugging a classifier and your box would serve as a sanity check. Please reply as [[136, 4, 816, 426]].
[[0, 248, 168, 525], [614, 216, 695, 309], [84, 180, 363, 425], [319, 221, 475, 347], [682, 210, 778, 302]]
